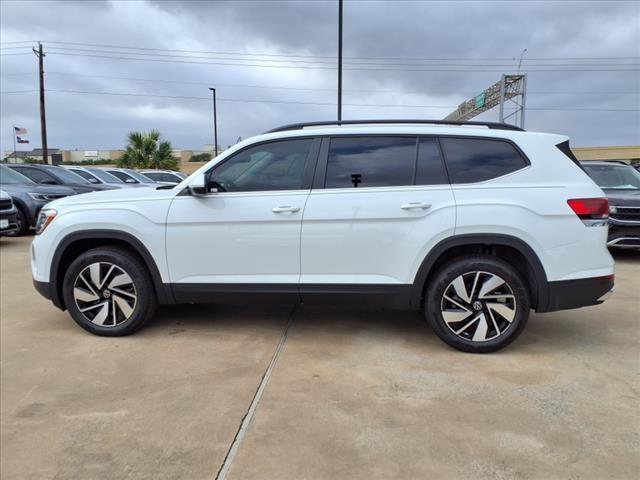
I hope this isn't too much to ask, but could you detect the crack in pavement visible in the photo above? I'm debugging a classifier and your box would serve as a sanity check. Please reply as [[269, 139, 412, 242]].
[[214, 305, 298, 480]]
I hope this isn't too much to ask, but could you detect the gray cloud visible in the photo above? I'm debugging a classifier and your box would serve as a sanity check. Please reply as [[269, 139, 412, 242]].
[[1, 0, 639, 154]]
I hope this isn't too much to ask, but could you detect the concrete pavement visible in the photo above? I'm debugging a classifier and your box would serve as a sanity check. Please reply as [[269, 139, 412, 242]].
[[1, 237, 638, 479]]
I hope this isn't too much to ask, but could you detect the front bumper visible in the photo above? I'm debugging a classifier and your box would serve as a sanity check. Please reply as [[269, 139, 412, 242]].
[[541, 274, 615, 312], [0, 210, 19, 235]]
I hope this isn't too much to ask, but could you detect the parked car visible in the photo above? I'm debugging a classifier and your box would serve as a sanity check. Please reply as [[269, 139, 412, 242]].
[[0, 165, 75, 236], [139, 169, 187, 185], [7, 164, 116, 194], [581, 161, 640, 249], [62, 166, 131, 188], [100, 167, 158, 187], [31, 120, 614, 353], [0, 189, 19, 236]]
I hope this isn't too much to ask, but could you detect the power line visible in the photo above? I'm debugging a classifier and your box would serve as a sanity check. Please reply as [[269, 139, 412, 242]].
[[2, 88, 638, 112], [42, 46, 640, 68], [44, 51, 640, 72], [38, 40, 640, 62], [2, 71, 639, 95]]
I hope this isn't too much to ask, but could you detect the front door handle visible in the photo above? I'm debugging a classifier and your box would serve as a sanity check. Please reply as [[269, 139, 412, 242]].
[[272, 206, 301, 213], [400, 202, 431, 210]]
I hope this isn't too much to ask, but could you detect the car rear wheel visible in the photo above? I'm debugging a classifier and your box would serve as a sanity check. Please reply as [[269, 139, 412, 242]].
[[62, 247, 157, 336], [425, 255, 530, 353]]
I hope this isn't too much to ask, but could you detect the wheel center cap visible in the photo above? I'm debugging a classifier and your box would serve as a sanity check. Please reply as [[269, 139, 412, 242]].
[[472, 300, 483, 311], [102, 289, 112, 299]]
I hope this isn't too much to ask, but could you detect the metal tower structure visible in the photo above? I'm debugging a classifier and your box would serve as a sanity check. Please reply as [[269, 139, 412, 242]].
[[444, 74, 528, 128]]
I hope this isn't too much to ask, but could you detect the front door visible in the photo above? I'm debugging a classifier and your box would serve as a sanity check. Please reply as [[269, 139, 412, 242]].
[[166, 137, 319, 302]]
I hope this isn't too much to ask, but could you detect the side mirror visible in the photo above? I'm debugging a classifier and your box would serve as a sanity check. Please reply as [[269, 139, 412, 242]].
[[188, 173, 209, 196]]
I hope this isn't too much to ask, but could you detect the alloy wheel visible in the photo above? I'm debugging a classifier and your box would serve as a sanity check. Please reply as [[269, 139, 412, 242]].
[[440, 271, 517, 342], [73, 262, 137, 327]]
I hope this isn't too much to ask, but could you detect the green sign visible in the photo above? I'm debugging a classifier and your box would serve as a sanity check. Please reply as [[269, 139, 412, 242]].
[[475, 92, 486, 108]]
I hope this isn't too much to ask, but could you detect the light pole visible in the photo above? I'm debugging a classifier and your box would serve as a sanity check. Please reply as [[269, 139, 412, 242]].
[[209, 87, 218, 157], [337, 0, 343, 121]]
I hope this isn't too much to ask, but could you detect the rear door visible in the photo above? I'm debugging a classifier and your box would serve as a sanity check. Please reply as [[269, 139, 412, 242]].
[[300, 135, 456, 294]]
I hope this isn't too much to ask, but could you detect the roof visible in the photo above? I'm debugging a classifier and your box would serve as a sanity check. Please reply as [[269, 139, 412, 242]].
[[5, 149, 61, 158]]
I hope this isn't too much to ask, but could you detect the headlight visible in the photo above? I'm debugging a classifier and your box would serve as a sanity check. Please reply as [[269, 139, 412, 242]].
[[28, 192, 53, 201], [35, 208, 57, 235]]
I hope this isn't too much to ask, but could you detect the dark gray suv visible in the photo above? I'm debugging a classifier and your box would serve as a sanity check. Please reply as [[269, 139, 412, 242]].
[[0, 165, 75, 236]]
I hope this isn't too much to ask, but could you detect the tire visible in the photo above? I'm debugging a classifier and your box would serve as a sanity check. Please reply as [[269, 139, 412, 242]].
[[424, 255, 530, 353], [62, 246, 157, 336], [4, 206, 29, 237]]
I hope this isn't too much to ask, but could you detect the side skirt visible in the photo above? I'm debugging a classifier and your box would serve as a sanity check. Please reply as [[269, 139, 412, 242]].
[[170, 283, 415, 310]]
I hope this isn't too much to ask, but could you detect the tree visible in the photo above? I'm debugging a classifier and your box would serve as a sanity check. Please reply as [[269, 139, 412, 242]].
[[117, 130, 179, 170]]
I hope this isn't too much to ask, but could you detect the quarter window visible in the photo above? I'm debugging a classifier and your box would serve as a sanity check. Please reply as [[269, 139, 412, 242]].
[[325, 136, 416, 188], [211, 139, 313, 192], [440, 137, 528, 184]]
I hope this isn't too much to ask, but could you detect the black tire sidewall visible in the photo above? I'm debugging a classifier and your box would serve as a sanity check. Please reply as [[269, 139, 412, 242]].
[[425, 256, 530, 353], [62, 247, 156, 336]]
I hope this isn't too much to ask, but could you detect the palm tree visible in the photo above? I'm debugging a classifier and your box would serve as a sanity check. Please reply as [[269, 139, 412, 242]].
[[117, 130, 178, 170]]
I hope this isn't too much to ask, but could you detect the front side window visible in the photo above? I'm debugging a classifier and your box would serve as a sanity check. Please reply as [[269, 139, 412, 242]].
[[440, 137, 528, 184], [108, 170, 138, 183], [72, 169, 100, 183], [210, 139, 313, 192], [14, 167, 58, 185], [325, 136, 416, 188]]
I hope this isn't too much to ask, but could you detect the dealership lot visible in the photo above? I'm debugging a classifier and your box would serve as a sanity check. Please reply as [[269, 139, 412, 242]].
[[1, 237, 638, 479]]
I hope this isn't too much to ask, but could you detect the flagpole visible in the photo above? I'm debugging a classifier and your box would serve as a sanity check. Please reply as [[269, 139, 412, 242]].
[[12, 126, 17, 164]]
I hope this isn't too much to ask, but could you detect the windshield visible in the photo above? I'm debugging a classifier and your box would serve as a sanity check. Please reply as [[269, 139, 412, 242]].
[[46, 166, 90, 184], [86, 168, 125, 183], [0, 165, 36, 184], [583, 164, 640, 190]]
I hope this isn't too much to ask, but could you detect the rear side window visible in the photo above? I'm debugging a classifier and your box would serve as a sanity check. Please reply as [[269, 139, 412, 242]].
[[416, 137, 448, 185], [440, 137, 528, 184], [325, 136, 415, 188]]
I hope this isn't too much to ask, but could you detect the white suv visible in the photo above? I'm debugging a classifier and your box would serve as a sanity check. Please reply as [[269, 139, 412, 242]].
[[31, 120, 614, 353]]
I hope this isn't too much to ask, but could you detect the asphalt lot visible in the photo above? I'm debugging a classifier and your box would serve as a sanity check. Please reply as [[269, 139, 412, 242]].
[[1, 236, 638, 480]]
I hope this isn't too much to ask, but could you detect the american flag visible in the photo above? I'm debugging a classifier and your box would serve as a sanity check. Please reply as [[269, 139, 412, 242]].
[[14, 127, 27, 135]]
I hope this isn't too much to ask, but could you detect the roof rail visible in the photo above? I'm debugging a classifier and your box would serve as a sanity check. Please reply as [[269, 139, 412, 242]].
[[265, 119, 525, 134]]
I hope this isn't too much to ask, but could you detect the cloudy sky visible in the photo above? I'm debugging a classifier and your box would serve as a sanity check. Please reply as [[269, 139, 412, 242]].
[[1, 0, 639, 154]]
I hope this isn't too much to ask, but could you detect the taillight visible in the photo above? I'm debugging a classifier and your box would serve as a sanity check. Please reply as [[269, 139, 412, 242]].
[[567, 198, 609, 221]]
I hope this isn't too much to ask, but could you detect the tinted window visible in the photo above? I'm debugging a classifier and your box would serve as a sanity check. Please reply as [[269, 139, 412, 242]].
[[440, 138, 527, 184], [211, 139, 312, 192], [72, 169, 100, 183], [108, 170, 138, 183], [325, 136, 415, 188], [13, 167, 58, 184], [416, 137, 448, 185]]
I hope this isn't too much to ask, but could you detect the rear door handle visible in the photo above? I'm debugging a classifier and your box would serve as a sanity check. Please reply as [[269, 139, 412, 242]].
[[400, 202, 431, 210], [272, 206, 300, 213]]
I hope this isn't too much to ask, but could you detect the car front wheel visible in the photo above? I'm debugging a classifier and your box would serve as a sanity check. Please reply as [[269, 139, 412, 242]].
[[425, 255, 530, 353], [62, 246, 157, 336]]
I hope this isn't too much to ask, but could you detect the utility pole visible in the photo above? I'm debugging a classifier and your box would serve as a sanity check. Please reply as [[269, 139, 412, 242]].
[[337, 0, 343, 121], [209, 87, 218, 157], [33, 42, 49, 164]]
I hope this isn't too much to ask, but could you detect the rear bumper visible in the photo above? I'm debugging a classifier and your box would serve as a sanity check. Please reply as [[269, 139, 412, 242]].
[[539, 274, 615, 312]]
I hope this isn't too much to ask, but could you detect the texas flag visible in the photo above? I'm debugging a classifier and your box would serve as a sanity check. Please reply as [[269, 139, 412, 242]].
[[17, 137, 29, 144], [14, 127, 27, 135]]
